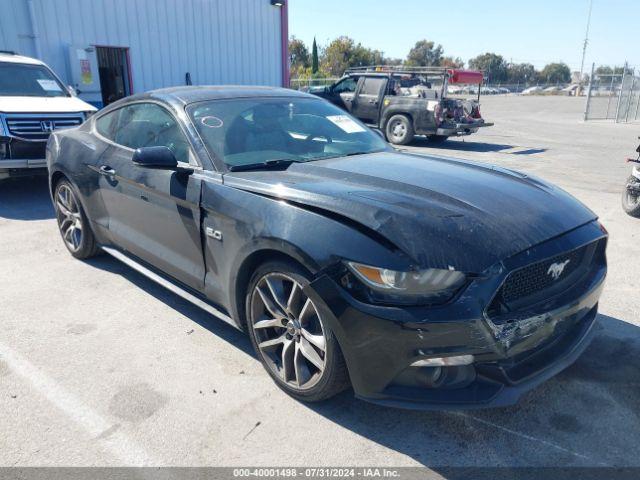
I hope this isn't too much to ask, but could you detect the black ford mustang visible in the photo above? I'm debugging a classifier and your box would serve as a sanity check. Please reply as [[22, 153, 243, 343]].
[[47, 86, 607, 409]]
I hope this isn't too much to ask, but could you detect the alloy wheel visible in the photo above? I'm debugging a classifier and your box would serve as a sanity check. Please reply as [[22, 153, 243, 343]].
[[250, 273, 327, 390], [55, 184, 84, 252]]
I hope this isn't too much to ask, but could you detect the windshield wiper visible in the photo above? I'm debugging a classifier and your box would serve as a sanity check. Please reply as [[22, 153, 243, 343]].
[[318, 149, 387, 161], [228, 158, 301, 172]]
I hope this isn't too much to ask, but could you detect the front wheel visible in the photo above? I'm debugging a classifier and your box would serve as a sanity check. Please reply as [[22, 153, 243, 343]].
[[622, 176, 640, 218], [246, 260, 350, 402], [385, 114, 415, 145], [54, 180, 100, 259]]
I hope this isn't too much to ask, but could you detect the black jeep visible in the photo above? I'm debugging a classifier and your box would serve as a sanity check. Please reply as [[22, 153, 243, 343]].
[[309, 66, 493, 145]]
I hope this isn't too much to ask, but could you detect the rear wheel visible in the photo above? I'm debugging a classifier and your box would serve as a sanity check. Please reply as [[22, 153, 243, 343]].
[[622, 176, 640, 218], [54, 180, 100, 259], [246, 260, 350, 402], [385, 114, 415, 145]]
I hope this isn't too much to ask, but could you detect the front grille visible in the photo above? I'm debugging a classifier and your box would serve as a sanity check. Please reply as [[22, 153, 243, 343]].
[[486, 237, 605, 322], [499, 247, 585, 304], [4, 113, 84, 142]]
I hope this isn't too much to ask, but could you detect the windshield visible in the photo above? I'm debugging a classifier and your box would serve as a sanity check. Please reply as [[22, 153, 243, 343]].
[[187, 97, 388, 169], [0, 62, 69, 97]]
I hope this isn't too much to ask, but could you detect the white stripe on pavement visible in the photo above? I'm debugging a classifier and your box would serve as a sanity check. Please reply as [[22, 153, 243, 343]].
[[0, 342, 157, 466]]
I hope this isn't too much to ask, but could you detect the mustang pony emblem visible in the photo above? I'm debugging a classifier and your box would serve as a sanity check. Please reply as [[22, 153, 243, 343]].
[[547, 260, 570, 280]]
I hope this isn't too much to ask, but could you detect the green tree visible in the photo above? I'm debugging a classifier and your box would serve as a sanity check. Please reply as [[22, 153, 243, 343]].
[[540, 62, 571, 84], [595, 65, 625, 76], [321, 36, 382, 76], [384, 57, 404, 66], [506, 63, 537, 84], [289, 36, 309, 78], [311, 37, 319, 74], [406, 40, 443, 66], [441, 56, 464, 68], [468, 53, 508, 83]]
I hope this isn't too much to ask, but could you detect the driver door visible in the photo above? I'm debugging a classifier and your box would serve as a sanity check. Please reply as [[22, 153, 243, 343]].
[[95, 102, 205, 290], [328, 76, 358, 112]]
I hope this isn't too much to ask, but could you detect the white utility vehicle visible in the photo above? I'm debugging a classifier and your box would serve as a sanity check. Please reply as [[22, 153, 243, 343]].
[[0, 51, 96, 180]]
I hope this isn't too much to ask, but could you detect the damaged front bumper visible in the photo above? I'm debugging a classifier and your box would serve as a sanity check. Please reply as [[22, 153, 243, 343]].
[[308, 221, 607, 410]]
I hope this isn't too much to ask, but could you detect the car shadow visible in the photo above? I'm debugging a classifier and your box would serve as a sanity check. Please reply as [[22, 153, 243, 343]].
[[0, 176, 54, 220], [410, 137, 516, 152], [303, 314, 640, 470], [83, 254, 255, 357]]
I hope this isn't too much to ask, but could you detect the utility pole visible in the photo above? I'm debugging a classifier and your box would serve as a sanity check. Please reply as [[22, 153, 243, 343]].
[[579, 0, 594, 85]]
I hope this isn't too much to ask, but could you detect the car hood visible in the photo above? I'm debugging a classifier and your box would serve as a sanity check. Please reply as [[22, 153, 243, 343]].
[[0, 96, 96, 113], [224, 151, 597, 273]]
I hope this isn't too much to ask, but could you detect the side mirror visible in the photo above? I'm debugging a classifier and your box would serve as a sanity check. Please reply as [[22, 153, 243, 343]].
[[132, 146, 178, 169]]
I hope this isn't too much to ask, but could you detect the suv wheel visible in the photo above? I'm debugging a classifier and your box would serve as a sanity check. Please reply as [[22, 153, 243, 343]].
[[54, 180, 100, 259], [246, 260, 350, 402], [385, 114, 415, 145]]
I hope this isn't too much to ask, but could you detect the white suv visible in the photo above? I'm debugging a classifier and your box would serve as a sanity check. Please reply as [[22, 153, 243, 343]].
[[0, 52, 97, 180]]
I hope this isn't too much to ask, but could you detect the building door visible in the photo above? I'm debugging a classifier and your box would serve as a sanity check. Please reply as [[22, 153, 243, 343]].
[[96, 47, 132, 106]]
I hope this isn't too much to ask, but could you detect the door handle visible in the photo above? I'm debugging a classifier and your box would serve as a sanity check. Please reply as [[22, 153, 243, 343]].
[[368, 99, 378, 104], [99, 165, 116, 176]]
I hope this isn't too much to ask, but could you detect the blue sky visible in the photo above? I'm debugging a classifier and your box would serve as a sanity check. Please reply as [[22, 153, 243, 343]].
[[289, 0, 639, 71]]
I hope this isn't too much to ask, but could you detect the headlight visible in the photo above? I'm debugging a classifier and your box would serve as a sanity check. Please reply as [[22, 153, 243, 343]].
[[346, 261, 466, 305]]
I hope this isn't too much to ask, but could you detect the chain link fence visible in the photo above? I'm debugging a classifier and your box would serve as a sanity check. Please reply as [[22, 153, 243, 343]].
[[584, 63, 640, 122], [290, 78, 339, 91]]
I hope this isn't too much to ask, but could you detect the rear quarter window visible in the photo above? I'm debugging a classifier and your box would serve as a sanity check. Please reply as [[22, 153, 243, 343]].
[[95, 110, 119, 140]]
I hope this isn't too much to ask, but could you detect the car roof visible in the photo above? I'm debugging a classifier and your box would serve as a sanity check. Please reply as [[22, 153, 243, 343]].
[[116, 85, 315, 110], [0, 52, 45, 66]]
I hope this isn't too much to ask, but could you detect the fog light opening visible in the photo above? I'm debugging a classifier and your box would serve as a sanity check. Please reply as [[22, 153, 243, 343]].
[[417, 366, 444, 388], [411, 354, 474, 367]]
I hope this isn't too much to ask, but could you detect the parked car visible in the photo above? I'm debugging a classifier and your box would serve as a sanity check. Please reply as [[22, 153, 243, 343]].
[[309, 66, 492, 145], [480, 86, 499, 95], [0, 51, 97, 180], [562, 84, 581, 96], [47, 86, 607, 409], [521, 86, 543, 95]]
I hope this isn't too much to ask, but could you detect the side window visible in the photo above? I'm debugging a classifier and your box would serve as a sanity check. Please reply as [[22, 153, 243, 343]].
[[95, 110, 119, 140], [333, 77, 357, 94], [111, 103, 192, 164], [360, 77, 386, 96]]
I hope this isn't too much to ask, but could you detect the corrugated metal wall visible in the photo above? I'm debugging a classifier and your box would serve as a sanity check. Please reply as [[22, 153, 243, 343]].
[[0, 0, 284, 92]]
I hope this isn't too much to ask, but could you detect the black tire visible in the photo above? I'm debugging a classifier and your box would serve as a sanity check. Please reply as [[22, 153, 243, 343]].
[[427, 134, 449, 144], [622, 176, 640, 218], [245, 259, 350, 402], [385, 114, 415, 145], [53, 179, 100, 259]]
